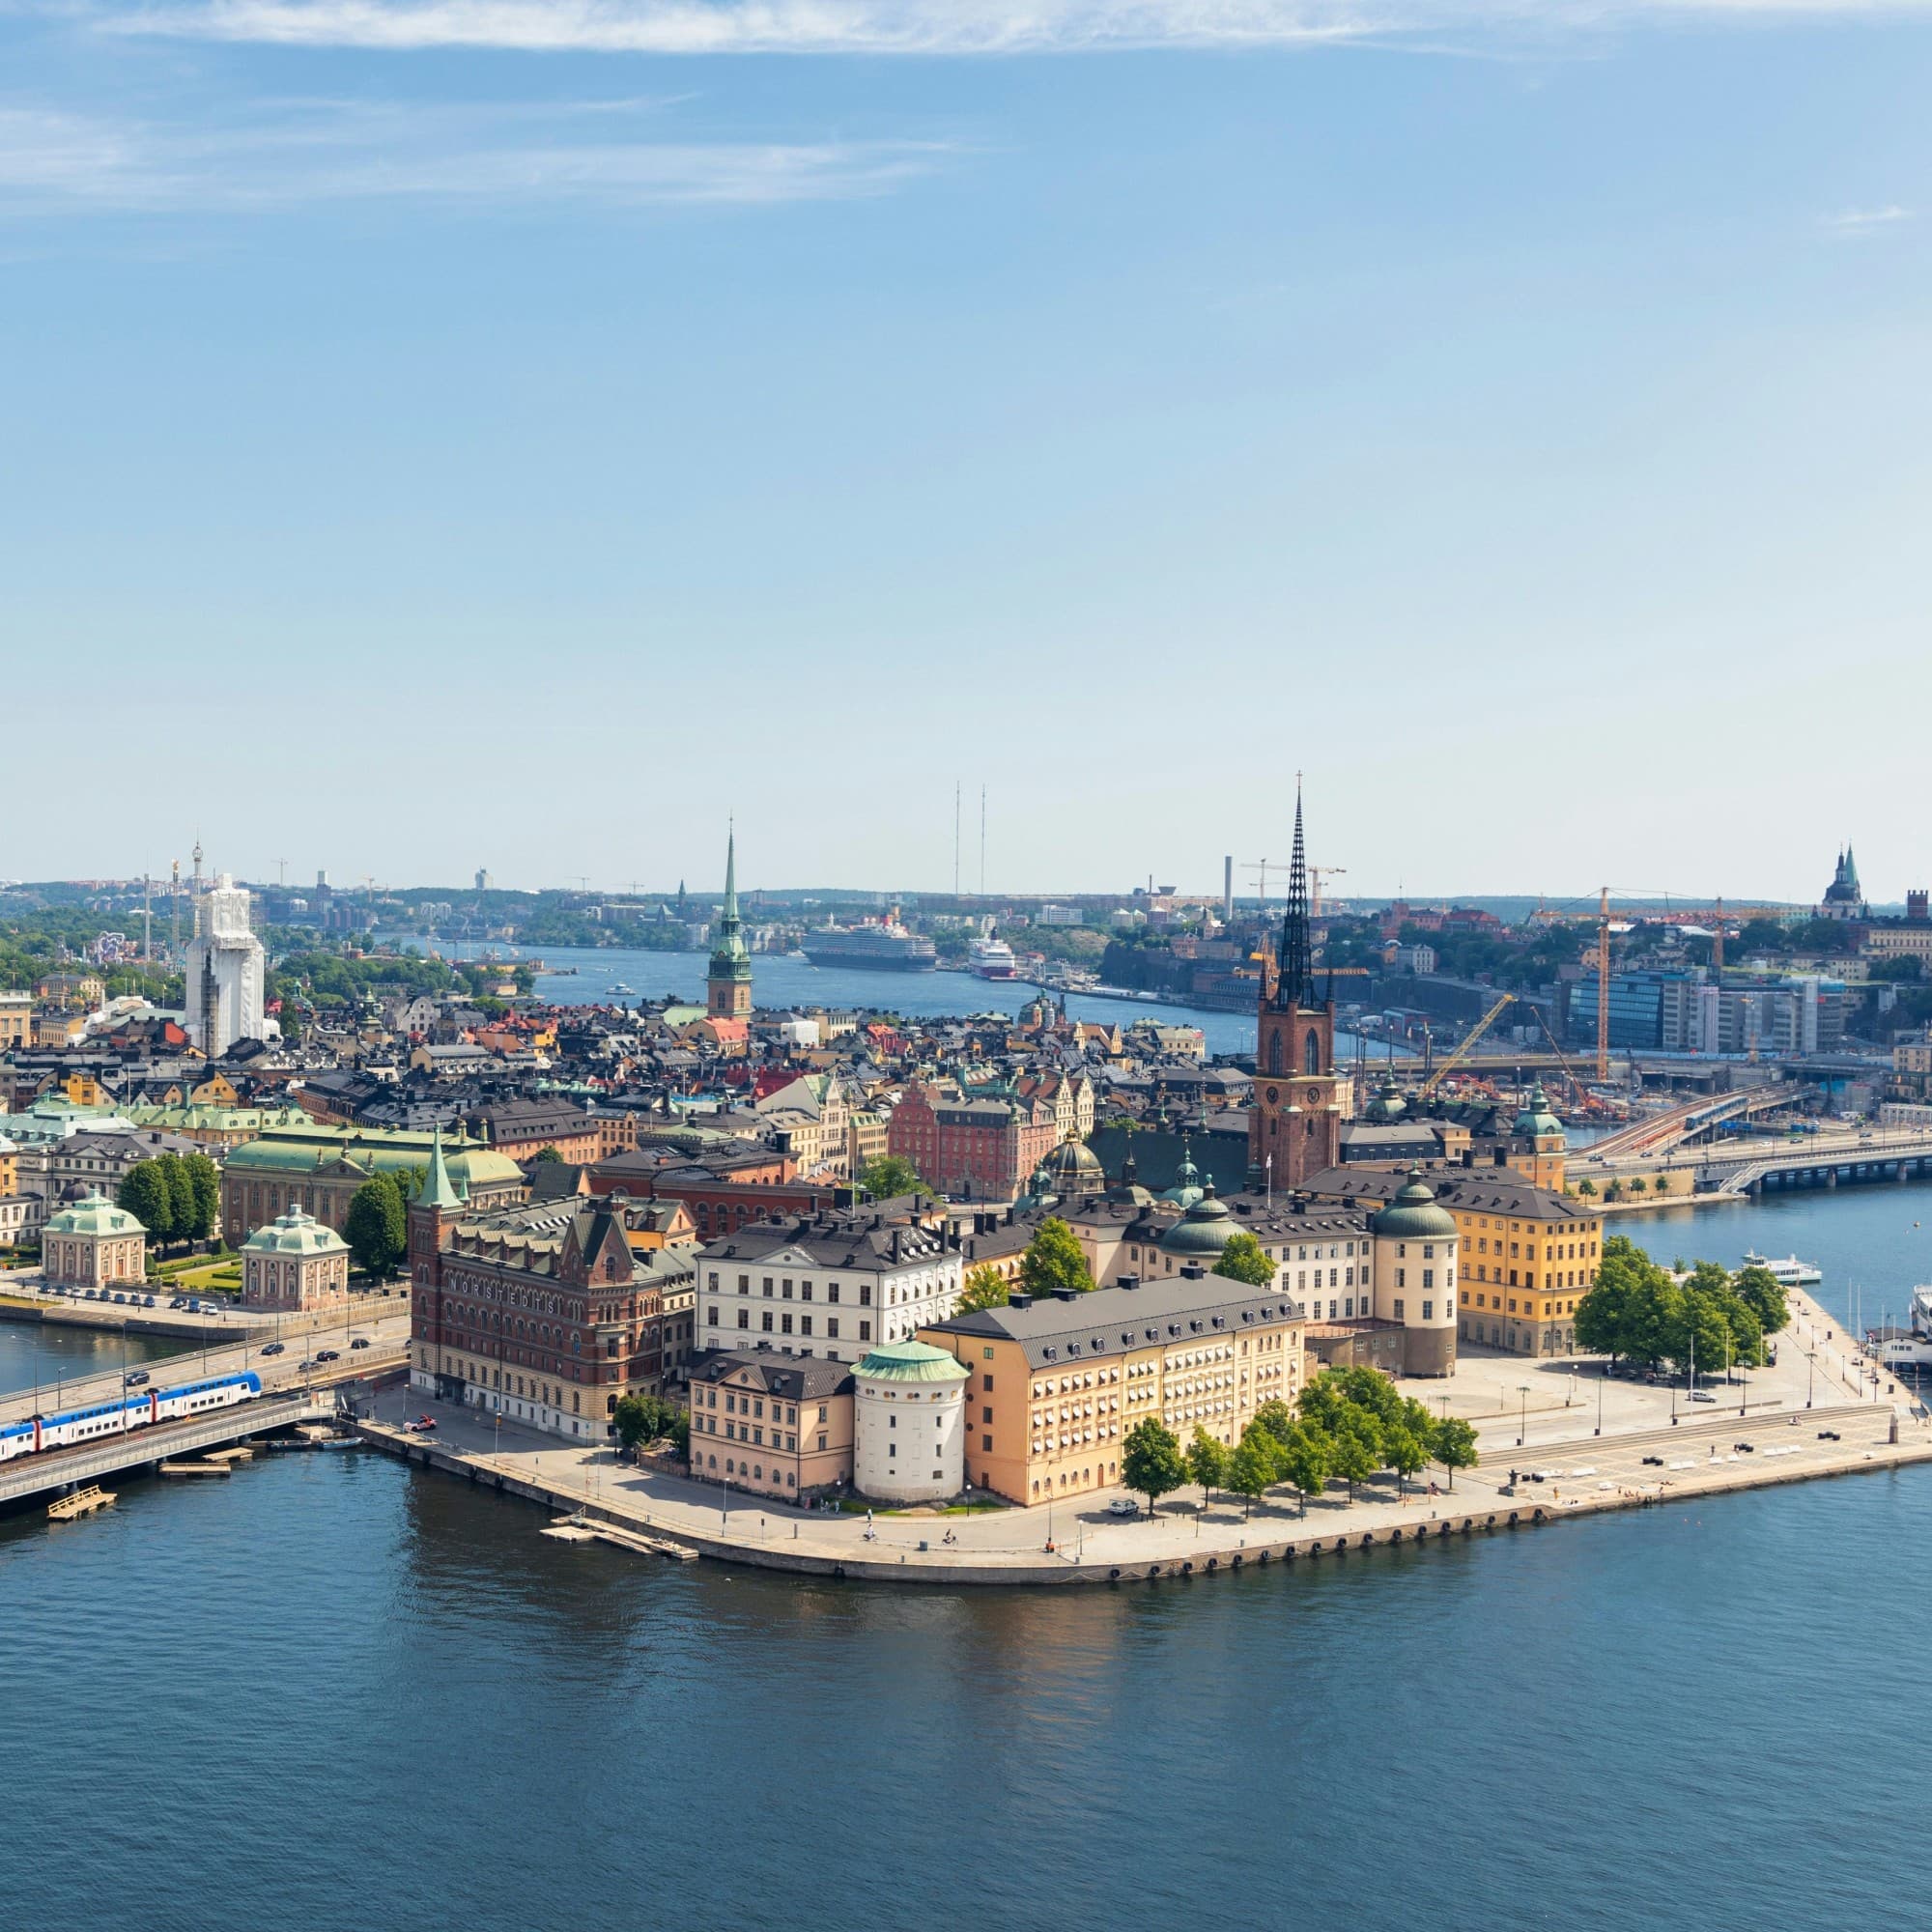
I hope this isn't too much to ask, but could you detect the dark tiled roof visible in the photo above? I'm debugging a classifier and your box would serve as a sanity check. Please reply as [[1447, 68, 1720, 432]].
[[929, 1273, 1301, 1370], [689, 1348, 854, 1401]]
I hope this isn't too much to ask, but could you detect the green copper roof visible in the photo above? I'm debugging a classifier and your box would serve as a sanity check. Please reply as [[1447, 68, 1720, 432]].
[[1157, 1182, 1239, 1256], [242, 1207, 350, 1258], [1371, 1170, 1458, 1241], [709, 827, 753, 982], [44, 1191, 144, 1238], [419, 1122, 463, 1210], [855, 1340, 970, 1384]]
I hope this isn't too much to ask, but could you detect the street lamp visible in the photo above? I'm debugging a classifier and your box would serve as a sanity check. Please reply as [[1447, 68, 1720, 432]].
[[1517, 1384, 1529, 1448]]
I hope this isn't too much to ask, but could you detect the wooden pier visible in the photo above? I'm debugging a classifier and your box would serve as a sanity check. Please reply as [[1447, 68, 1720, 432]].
[[47, 1485, 115, 1521]]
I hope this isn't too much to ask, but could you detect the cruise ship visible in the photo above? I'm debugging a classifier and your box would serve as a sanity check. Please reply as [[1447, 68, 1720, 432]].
[[969, 937, 1018, 980], [801, 915, 937, 973]]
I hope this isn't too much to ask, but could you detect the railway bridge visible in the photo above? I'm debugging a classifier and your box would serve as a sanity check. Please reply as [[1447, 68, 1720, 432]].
[[0, 1393, 339, 1510]]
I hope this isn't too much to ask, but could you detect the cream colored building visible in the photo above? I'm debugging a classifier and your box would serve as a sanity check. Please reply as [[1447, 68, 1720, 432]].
[[43, 1191, 146, 1289], [686, 1350, 855, 1500], [242, 1207, 352, 1312]]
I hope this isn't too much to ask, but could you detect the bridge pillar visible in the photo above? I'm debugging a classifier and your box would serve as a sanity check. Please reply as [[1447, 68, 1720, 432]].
[[1826, 1167, 1838, 1187]]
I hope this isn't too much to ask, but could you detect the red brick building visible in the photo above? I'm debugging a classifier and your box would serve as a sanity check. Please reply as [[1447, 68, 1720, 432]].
[[409, 1133, 673, 1439], [887, 1083, 1058, 1203]]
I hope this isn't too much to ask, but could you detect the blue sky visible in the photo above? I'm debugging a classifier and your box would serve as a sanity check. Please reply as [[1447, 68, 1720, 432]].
[[2, 1, 1926, 903]]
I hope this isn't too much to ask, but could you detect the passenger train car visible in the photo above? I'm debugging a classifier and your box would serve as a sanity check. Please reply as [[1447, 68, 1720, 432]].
[[0, 1372, 263, 1463]]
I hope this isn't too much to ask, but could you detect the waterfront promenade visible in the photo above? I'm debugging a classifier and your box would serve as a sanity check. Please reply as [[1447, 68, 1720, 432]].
[[358, 1275, 1929, 1586]]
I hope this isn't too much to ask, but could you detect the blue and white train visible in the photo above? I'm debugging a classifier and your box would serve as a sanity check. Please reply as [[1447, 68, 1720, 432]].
[[0, 1371, 263, 1463]]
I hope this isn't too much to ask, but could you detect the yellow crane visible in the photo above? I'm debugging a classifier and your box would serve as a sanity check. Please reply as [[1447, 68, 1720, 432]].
[[1421, 993, 1517, 1095]]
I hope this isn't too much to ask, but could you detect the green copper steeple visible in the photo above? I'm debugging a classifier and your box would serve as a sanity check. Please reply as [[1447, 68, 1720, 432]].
[[708, 825, 753, 1018], [420, 1122, 462, 1210]]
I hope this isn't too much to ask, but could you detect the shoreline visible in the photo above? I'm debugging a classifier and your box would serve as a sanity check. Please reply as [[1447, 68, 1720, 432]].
[[354, 1395, 1929, 1588]]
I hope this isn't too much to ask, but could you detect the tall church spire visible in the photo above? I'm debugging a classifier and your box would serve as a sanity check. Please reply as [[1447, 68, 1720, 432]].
[[421, 1122, 462, 1210], [1274, 779, 1313, 1010], [708, 822, 753, 1020]]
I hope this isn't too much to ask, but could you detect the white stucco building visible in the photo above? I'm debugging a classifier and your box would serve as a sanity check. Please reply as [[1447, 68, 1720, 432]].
[[185, 873, 266, 1058], [851, 1340, 970, 1503], [696, 1213, 963, 1363]]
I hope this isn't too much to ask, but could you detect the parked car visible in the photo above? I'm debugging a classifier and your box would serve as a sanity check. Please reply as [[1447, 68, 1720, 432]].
[[1106, 1497, 1138, 1519], [1641, 1455, 1663, 1466], [1818, 1429, 1841, 1441], [1690, 1390, 1716, 1404]]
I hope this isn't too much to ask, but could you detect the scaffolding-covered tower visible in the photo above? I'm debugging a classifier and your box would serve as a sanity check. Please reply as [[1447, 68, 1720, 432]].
[[185, 872, 267, 1058]]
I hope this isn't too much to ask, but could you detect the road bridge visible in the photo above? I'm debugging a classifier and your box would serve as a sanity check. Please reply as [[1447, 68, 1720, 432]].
[[0, 1319, 410, 1430], [0, 1393, 339, 1509], [1579, 1126, 1932, 1197], [1587, 1085, 1818, 1161]]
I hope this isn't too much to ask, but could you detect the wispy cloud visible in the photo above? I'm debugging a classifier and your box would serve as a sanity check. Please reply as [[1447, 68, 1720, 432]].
[[0, 99, 948, 213], [1819, 203, 1914, 237], [95, 0, 1932, 56]]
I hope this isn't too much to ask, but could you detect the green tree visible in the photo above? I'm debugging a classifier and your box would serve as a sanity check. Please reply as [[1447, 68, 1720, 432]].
[[1121, 1417, 1187, 1517], [1210, 1231, 1275, 1287], [1273, 1420, 1333, 1515], [1432, 1416, 1480, 1490], [344, 1175, 407, 1277], [1732, 1264, 1790, 1337], [1383, 1423, 1428, 1495], [1577, 1179, 1597, 1197], [182, 1152, 220, 1242], [117, 1160, 175, 1245], [1019, 1217, 1095, 1298], [161, 1156, 198, 1250], [858, 1154, 923, 1201], [532, 1145, 564, 1164], [1628, 1176, 1648, 1197], [1252, 1398, 1296, 1445], [1186, 1426, 1229, 1507], [613, 1393, 681, 1453], [957, 1264, 1011, 1314], [1224, 1425, 1281, 1519]]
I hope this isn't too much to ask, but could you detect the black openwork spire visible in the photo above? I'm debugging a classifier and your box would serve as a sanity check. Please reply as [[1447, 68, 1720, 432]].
[[1274, 779, 1314, 1010]]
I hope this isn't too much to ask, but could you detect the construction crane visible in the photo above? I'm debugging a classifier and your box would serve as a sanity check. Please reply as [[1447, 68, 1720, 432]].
[[1310, 866, 1347, 917], [1421, 993, 1517, 1095], [1242, 859, 1273, 908]]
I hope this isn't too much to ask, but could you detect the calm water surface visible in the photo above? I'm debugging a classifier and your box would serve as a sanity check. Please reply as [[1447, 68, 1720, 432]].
[[4, 1173, 1928, 1930]]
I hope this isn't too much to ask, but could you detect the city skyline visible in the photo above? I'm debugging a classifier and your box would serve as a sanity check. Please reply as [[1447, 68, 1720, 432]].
[[4, 1, 1926, 892]]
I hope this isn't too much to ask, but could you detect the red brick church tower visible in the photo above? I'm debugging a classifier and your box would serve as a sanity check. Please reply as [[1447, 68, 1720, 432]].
[[1248, 785, 1339, 1193]]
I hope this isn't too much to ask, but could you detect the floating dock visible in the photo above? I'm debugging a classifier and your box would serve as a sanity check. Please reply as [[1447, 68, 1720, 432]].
[[159, 1461, 231, 1478], [47, 1486, 115, 1520]]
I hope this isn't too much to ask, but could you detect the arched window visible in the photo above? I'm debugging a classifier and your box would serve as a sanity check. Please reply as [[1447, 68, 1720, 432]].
[[1267, 1032, 1285, 1076], [1303, 1029, 1321, 1075]]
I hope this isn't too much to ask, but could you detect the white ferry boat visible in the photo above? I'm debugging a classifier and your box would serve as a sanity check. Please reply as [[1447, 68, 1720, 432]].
[[1742, 1250, 1823, 1288], [969, 937, 1018, 980]]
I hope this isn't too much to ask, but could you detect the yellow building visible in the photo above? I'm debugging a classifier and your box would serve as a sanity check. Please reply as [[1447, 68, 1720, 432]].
[[1306, 1164, 1603, 1358], [923, 1272, 1305, 1506], [0, 991, 31, 1048]]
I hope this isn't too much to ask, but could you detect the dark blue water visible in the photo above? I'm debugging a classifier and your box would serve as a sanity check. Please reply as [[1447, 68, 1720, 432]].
[[0, 1440, 1922, 1932], [5, 1173, 1927, 1931]]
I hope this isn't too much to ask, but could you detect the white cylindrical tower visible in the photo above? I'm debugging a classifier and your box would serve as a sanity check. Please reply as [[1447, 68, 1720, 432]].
[[1370, 1170, 1459, 1377], [852, 1341, 971, 1504]]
